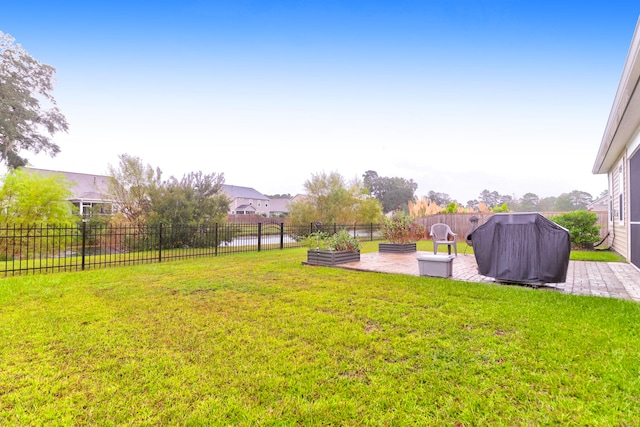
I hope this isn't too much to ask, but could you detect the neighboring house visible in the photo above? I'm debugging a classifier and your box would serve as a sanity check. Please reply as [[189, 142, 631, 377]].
[[222, 184, 271, 216], [290, 194, 307, 204], [586, 194, 608, 212], [278, 194, 308, 217], [24, 168, 112, 217], [268, 198, 291, 217], [593, 16, 640, 268]]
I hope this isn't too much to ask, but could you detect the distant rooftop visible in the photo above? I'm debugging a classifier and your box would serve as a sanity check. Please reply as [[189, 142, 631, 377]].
[[222, 184, 268, 200], [23, 167, 111, 202]]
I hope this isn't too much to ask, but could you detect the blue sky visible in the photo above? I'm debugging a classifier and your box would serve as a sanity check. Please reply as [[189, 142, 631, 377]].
[[2, 1, 639, 203]]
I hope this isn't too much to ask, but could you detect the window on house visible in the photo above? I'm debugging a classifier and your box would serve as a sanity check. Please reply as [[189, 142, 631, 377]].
[[619, 163, 624, 224], [610, 198, 614, 222], [620, 193, 624, 221]]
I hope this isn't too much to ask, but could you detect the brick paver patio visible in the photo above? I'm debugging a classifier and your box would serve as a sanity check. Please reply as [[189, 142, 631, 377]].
[[326, 251, 640, 302]]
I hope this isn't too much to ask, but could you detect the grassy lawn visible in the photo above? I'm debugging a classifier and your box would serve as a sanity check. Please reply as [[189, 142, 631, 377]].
[[569, 248, 627, 262], [1, 244, 639, 426]]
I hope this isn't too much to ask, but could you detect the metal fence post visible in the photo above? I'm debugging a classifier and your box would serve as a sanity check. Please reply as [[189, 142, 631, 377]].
[[280, 223, 284, 249], [257, 222, 262, 252], [158, 223, 163, 263], [81, 220, 87, 271], [215, 223, 218, 256]]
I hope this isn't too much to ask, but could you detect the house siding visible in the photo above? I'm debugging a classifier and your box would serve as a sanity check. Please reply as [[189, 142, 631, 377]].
[[222, 185, 271, 216], [230, 197, 269, 215], [592, 16, 640, 267], [610, 154, 628, 258], [24, 168, 113, 217]]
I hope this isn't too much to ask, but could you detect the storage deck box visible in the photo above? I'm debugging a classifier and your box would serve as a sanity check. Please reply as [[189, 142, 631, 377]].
[[417, 254, 454, 278]]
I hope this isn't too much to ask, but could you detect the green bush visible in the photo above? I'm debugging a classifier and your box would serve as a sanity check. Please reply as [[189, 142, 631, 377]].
[[551, 210, 601, 249], [328, 229, 361, 251], [491, 203, 510, 213], [302, 231, 331, 250], [303, 230, 361, 251], [379, 210, 425, 243]]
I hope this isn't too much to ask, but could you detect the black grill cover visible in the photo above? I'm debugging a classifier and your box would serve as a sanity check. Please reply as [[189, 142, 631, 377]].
[[468, 213, 570, 284]]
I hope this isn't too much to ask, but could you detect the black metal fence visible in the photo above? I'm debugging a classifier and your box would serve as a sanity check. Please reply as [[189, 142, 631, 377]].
[[0, 222, 383, 277]]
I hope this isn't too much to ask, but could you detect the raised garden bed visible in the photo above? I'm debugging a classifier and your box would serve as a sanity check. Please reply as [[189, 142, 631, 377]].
[[306, 250, 360, 266], [378, 242, 417, 253]]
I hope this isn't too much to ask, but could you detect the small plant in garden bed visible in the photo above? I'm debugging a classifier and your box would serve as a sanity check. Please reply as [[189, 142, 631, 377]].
[[328, 229, 361, 252], [304, 229, 361, 265], [379, 210, 426, 244], [304, 230, 361, 252]]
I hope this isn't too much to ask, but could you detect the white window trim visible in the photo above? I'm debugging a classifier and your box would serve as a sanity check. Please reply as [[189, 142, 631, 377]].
[[618, 161, 625, 226], [609, 173, 614, 223]]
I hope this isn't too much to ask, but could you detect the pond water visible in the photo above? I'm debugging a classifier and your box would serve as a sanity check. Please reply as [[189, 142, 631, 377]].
[[220, 234, 299, 247]]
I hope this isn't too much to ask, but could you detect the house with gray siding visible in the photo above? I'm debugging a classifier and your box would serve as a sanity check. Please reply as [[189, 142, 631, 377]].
[[268, 198, 291, 217], [24, 168, 112, 217], [222, 184, 271, 216], [593, 16, 640, 268]]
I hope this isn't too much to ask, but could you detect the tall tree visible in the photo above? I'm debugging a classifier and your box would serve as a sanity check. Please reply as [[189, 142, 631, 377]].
[[362, 170, 383, 198], [499, 194, 513, 206], [382, 177, 418, 213], [148, 171, 229, 225], [479, 189, 501, 208], [362, 170, 417, 213], [0, 168, 76, 257], [427, 191, 453, 207], [0, 168, 75, 225], [555, 190, 593, 211], [0, 32, 68, 168], [290, 171, 382, 224], [466, 199, 479, 210], [106, 154, 161, 224], [518, 193, 540, 212], [538, 196, 557, 212]]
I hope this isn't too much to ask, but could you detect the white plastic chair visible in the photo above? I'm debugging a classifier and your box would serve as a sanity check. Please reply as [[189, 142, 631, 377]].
[[430, 223, 458, 256]]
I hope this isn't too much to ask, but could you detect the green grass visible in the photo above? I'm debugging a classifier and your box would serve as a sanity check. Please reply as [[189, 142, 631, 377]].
[[570, 248, 627, 262], [1, 247, 639, 426]]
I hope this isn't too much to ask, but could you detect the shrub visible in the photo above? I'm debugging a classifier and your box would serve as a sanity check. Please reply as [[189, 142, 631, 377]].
[[551, 210, 601, 250], [303, 230, 361, 252], [380, 210, 426, 244], [491, 203, 510, 213], [442, 202, 460, 214], [328, 229, 361, 252], [303, 231, 331, 250]]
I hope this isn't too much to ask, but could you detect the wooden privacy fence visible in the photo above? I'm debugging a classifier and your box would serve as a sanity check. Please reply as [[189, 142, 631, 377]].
[[417, 211, 609, 243]]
